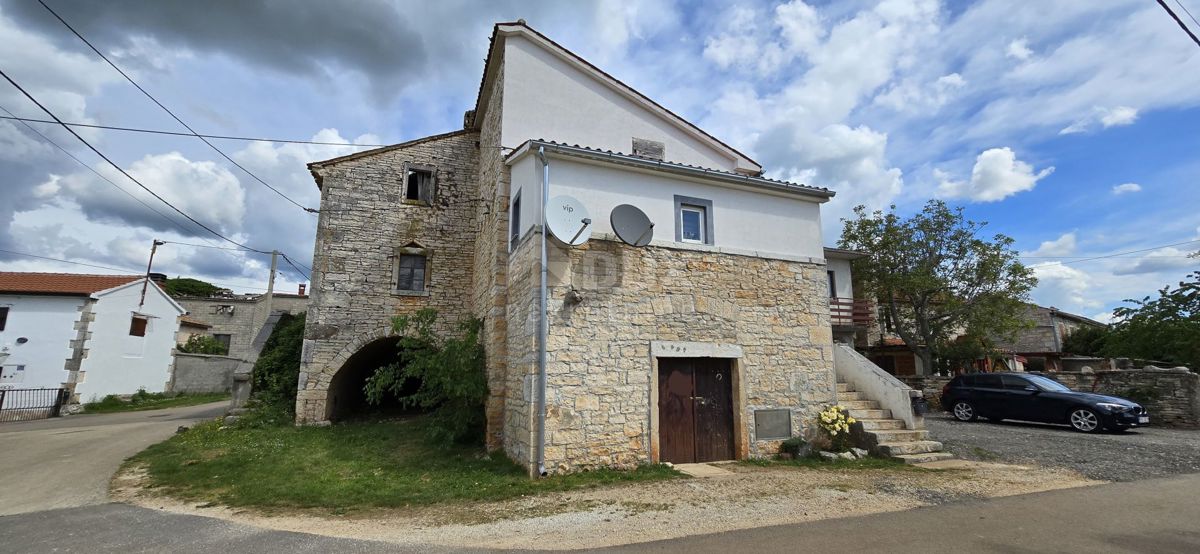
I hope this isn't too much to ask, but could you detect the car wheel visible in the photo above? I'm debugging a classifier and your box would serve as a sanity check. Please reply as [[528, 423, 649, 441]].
[[952, 401, 977, 422], [1069, 408, 1102, 433]]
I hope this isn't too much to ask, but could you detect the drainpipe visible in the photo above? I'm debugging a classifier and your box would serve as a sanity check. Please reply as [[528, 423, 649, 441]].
[[535, 146, 549, 477]]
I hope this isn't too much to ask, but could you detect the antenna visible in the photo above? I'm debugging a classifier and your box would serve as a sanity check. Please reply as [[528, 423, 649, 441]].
[[611, 204, 655, 247], [546, 195, 592, 246]]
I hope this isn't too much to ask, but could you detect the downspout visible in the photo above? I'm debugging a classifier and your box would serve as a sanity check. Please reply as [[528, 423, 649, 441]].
[[535, 146, 549, 477]]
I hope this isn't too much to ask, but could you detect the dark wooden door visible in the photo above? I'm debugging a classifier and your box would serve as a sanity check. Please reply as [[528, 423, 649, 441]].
[[658, 358, 734, 464]]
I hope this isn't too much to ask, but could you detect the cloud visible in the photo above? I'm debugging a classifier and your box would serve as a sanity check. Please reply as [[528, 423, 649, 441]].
[[936, 147, 1054, 202], [1113, 247, 1200, 275], [1112, 182, 1142, 195], [1030, 262, 1102, 310], [1060, 106, 1140, 135], [1025, 232, 1077, 258], [1006, 38, 1032, 60]]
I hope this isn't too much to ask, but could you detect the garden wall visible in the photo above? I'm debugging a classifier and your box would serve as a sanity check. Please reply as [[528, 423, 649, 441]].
[[901, 369, 1200, 427], [169, 353, 240, 394]]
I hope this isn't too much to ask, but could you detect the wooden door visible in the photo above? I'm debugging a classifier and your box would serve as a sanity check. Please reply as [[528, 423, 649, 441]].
[[657, 358, 734, 464]]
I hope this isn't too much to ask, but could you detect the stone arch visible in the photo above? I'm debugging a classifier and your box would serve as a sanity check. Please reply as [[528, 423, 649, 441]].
[[322, 326, 412, 422]]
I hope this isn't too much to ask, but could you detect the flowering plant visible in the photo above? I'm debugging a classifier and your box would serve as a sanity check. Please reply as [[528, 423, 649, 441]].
[[816, 405, 857, 452]]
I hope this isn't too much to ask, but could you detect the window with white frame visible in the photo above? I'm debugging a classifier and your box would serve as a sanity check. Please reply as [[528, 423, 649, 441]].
[[674, 195, 714, 245]]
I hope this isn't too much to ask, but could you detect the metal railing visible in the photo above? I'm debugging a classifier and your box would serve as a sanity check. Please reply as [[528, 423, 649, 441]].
[[829, 297, 873, 327], [0, 388, 70, 423]]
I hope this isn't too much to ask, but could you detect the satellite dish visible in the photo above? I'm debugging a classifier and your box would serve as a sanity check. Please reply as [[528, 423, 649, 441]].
[[546, 195, 592, 246], [611, 204, 654, 247]]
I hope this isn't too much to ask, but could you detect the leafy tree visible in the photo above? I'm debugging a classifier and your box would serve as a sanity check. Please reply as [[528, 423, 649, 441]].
[[164, 277, 225, 298], [364, 309, 488, 443], [1061, 325, 1111, 357], [839, 200, 1037, 374], [177, 334, 229, 355], [249, 312, 306, 418], [1103, 271, 1199, 368]]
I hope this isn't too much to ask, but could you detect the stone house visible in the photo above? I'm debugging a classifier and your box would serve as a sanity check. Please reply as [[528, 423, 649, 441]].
[[175, 288, 309, 361], [297, 21, 936, 474]]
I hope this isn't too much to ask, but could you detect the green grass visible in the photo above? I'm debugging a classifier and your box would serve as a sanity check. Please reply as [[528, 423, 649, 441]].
[[84, 391, 229, 413], [127, 417, 681, 512], [741, 455, 928, 471]]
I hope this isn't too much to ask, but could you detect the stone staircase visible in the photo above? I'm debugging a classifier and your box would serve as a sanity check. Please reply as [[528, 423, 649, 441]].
[[837, 382, 953, 464]]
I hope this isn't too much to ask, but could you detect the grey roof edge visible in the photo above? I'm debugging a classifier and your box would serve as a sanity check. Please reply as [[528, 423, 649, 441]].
[[823, 247, 867, 260]]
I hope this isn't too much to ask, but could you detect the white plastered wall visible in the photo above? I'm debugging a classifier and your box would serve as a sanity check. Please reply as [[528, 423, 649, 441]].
[[75, 282, 183, 401], [0, 295, 84, 390]]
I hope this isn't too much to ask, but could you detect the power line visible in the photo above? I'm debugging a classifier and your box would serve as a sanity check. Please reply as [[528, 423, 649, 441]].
[[280, 254, 312, 281], [38, 0, 319, 214], [1176, 0, 1200, 30], [0, 115, 388, 148], [1157, 0, 1200, 49], [0, 247, 276, 292], [160, 240, 252, 252], [0, 66, 266, 254], [1029, 239, 1200, 266]]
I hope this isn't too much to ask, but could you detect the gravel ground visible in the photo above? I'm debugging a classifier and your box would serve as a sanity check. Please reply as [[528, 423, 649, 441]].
[[927, 413, 1200, 482], [115, 460, 1096, 550]]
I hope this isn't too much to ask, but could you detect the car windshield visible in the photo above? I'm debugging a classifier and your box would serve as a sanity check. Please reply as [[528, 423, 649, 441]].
[[1024, 374, 1071, 392]]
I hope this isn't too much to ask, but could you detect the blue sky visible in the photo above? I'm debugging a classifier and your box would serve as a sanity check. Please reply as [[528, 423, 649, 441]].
[[0, 0, 1197, 320]]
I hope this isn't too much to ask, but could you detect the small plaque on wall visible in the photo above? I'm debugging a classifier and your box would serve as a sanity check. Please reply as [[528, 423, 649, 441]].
[[754, 409, 792, 440]]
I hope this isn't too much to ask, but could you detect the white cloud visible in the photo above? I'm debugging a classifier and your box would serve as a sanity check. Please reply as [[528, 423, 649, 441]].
[[1030, 262, 1102, 310], [1113, 247, 1200, 275], [1025, 232, 1077, 258], [936, 147, 1054, 202], [1006, 38, 1032, 60], [1090, 311, 1115, 324], [1060, 106, 1140, 134], [1112, 182, 1142, 195]]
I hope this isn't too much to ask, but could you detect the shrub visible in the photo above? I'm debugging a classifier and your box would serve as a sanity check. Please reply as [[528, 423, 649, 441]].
[[816, 405, 856, 453], [177, 335, 229, 355], [779, 436, 808, 457], [364, 309, 488, 444], [247, 313, 306, 421]]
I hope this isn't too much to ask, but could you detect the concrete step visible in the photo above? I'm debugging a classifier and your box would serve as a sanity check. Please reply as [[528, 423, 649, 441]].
[[836, 382, 851, 393], [893, 452, 956, 465], [847, 408, 892, 420], [856, 418, 907, 431], [866, 429, 930, 443], [839, 400, 880, 410], [876, 440, 944, 457], [836, 391, 866, 401]]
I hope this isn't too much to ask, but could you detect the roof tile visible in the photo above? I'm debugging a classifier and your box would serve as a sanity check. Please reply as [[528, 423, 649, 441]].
[[0, 272, 143, 296]]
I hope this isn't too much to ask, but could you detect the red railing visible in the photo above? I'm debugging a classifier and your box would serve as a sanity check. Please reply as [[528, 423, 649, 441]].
[[829, 297, 873, 327]]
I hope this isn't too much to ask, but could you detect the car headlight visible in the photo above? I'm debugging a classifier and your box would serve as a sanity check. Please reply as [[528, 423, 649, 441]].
[[1097, 402, 1129, 412]]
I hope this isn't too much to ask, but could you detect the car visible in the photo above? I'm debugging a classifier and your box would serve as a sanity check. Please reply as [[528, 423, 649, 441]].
[[941, 372, 1149, 433]]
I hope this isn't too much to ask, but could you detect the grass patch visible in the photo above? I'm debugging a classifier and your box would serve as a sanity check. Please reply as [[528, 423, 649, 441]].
[[84, 391, 229, 414], [741, 455, 928, 472], [127, 416, 681, 512]]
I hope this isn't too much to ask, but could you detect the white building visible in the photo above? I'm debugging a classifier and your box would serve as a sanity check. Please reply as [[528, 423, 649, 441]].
[[0, 272, 185, 402]]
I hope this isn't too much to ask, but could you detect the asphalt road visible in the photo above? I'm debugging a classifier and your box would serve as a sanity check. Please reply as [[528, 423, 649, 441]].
[[0, 401, 227, 516]]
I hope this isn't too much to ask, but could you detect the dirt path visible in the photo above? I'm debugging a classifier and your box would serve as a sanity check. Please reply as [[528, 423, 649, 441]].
[[113, 460, 1099, 550]]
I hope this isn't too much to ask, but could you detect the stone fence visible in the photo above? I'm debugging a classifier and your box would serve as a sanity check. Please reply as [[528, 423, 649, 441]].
[[169, 352, 241, 394], [900, 368, 1199, 427]]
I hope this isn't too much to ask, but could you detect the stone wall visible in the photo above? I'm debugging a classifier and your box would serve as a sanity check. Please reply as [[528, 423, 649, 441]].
[[297, 130, 481, 423], [169, 352, 239, 393], [519, 236, 835, 473], [177, 294, 309, 361], [901, 369, 1200, 427]]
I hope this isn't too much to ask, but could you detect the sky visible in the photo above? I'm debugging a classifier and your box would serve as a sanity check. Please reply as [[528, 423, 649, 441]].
[[0, 0, 1197, 319]]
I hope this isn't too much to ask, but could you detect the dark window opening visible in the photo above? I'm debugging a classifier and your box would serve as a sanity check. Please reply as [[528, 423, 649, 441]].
[[129, 316, 148, 337], [0, 306, 8, 331], [405, 167, 434, 203], [510, 191, 522, 250], [827, 270, 837, 298], [396, 254, 427, 291], [213, 334, 232, 350]]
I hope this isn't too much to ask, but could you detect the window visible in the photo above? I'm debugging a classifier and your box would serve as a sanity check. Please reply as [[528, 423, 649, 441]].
[[212, 334, 232, 351], [0, 306, 8, 331], [404, 164, 435, 204], [975, 374, 1003, 389], [1001, 375, 1032, 390], [396, 254, 427, 292], [510, 190, 522, 251], [827, 270, 838, 298], [129, 315, 148, 337], [674, 195, 714, 245]]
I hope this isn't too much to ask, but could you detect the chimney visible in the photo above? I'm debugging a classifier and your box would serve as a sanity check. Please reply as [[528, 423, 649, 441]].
[[148, 272, 168, 286], [298, 283, 307, 295]]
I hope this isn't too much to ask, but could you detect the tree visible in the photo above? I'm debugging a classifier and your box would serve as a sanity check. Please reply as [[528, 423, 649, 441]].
[[1103, 271, 1199, 368], [163, 277, 225, 298], [1061, 325, 1111, 357], [839, 200, 1037, 374], [177, 334, 229, 355]]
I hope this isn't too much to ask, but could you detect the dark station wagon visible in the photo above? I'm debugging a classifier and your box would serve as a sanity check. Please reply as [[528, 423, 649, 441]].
[[941, 372, 1150, 433]]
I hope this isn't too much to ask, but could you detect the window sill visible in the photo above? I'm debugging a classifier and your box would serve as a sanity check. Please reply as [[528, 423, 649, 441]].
[[391, 290, 430, 297], [400, 199, 431, 207]]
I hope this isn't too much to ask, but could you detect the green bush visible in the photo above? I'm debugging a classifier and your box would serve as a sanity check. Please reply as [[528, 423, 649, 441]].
[[177, 335, 229, 355], [779, 436, 808, 457], [364, 309, 488, 444], [247, 313, 306, 422]]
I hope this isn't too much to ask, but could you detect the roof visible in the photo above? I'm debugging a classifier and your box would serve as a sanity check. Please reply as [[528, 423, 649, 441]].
[[824, 247, 867, 260], [307, 129, 475, 182], [0, 272, 143, 297], [507, 140, 833, 200], [178, 315, 212, 329], [468, 21, 762, 174]]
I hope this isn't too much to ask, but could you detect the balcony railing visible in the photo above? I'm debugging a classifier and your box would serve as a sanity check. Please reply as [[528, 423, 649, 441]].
[[829, 297, 873, 327]]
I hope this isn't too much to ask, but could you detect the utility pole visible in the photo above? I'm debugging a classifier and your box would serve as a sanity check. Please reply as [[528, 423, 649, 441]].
[[262, 250, 278, 325], [139, 239, 165, 308]]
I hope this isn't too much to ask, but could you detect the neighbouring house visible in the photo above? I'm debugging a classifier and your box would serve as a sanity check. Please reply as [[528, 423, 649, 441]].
[[176, 315, 212, 346], [174, 286, 309, 362], [298, 21, 942, 473], [0, 272, 185, 402]]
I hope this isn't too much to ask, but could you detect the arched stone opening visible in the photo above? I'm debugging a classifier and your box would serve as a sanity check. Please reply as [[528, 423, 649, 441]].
[[325, 337, 421, 422]]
